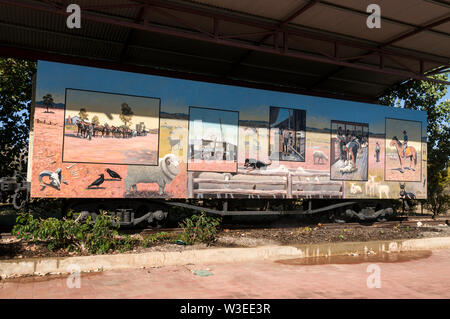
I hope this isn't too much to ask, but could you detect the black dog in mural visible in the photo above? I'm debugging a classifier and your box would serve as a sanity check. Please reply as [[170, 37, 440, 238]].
[[399, 183, 416, 200], [244, 158, 271, 171]]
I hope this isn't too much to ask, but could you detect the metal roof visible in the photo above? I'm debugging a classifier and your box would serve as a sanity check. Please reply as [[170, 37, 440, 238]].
[[0, 0, 449, 103]]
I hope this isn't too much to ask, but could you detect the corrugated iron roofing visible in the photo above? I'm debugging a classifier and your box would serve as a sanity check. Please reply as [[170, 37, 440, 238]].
[[0, 0, 448, 100]]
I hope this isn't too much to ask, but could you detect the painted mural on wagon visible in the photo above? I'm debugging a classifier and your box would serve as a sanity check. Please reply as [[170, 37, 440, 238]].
[[31, 60, 427, 200]]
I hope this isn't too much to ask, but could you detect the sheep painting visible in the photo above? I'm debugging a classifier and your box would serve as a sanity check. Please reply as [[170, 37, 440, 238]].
[[377, 184, 390, 198], [125, 154, 179, 195], [313, 150, 328, 165], [350, 183, 362, 194]]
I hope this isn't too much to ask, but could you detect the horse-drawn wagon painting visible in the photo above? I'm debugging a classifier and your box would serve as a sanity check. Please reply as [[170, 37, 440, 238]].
[[62, 89, 160, 166], [385, 118, 421, 182]]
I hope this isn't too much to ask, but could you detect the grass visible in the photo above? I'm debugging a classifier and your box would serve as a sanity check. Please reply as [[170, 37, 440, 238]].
[[141, 232, 179, 247]]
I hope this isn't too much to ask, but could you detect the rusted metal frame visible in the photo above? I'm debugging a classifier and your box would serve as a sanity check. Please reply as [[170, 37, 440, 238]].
[[279, 0, 321, 27], [119, 23, 448, 85], [319, 0, 450, 39], [239, 61, 387, 88], [283, 32, 288, 53], [310, 14, 450, 87], [0, 21, 125, 48], [288, 33, 337, 60], [218, 31, 276, 40], [133, 0, 449, 66], [150, 5, 214, 38], [223, 0, 321, 77], [339, 52, 377, 61], [40, 0, 62, 8], [213, 17, 219, 38], [2, 0, 449, 85], [82, 3, 147, 10], [7, 19, 381, 87], [334, 42, 338, 60], [384, 55, 418, 74], [119, 5, 148, 62], [5, 0, 448, 67], [380, 16, 450, 48]]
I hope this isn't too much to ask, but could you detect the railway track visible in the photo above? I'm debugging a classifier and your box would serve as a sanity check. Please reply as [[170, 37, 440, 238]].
[[134, 217, 448, 234]]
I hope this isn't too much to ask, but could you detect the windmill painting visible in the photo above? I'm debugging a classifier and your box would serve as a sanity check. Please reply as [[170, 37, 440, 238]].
[[188, 106, 239, 172]]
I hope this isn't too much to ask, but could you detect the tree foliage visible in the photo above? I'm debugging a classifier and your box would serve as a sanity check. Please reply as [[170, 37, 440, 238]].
[[91, 115, 100, 125], [42, 93, 54, 113], [78, 107, 88, 121], [379, 73, 450, 215], [119, 102, 134, 127], [0, 58, 36, 177]]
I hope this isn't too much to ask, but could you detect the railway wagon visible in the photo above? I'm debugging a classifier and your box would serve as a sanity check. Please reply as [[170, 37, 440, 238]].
[[22, 60, 427, 225]]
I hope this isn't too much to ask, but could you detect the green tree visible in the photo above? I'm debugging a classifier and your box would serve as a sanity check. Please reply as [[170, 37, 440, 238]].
[[42, 93, 54, 113], [0, 58, 36, 177], [379, 73, 450, 216], [78, 108, 88, 121], [91, 115, 100, 125], [119, 102, 134, 128]]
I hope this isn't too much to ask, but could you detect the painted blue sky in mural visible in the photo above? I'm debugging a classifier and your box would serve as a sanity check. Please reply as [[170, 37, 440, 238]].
[[36, 60, 427, 138]]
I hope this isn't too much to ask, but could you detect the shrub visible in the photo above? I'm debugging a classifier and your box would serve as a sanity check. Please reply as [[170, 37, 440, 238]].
[[178, 212, 222, 245], [141, 232, 174, 248], [13, 211, 124, 254]]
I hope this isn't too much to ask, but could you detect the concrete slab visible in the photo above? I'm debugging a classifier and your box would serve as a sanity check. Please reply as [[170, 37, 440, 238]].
[[1, 236, 450, 278]]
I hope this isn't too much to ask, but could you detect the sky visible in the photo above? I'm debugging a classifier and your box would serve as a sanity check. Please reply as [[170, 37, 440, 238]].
[[65, 89, 160, 128], [36, 60, 429, 138]]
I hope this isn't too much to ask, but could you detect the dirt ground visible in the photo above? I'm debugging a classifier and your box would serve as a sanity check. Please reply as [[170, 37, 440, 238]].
[[63, 129, 158, 165], [385, 155, 421, 181], [1, 224, 449, 260]]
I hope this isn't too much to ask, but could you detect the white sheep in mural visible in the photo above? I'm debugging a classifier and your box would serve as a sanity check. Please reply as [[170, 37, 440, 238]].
[[350, 183, 362, 194], [313, 150, 328, 164], [377, 184, 390, 199], [365, 175, 377, 197], [125, 154, 179, 195]]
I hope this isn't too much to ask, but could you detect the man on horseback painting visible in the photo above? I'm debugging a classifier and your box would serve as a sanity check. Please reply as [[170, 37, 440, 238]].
[[389, 136, 417, 173]]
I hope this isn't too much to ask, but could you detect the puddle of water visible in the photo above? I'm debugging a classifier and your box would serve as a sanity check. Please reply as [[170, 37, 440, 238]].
[[275, 250, 432, 265]]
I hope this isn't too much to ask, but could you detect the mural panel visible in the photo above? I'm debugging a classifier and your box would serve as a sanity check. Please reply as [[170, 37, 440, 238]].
[[330, 121, 369, 181], [30, 61, 428, 200], [62, 89, 160, 166], [269, 107, 306, 162], [385, 118, 422, 182], [187, 107, 238, 173]]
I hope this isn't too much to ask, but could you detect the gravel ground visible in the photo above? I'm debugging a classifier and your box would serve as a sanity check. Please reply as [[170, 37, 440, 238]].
[[1, 224, 449, 260]]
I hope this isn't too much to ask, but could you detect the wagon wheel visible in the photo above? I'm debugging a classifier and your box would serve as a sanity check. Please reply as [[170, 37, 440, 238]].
[[148, 210, 168, 228]]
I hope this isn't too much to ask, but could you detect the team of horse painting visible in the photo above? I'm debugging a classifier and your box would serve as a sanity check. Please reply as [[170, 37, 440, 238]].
[[76, 121, 136, 139]]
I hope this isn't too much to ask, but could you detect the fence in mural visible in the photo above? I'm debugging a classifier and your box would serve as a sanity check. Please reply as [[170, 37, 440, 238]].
[[187, 169, 344, 199]]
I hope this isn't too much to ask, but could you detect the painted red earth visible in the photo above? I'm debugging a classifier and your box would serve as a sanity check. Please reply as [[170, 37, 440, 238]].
[[63, 129, 158, 165]]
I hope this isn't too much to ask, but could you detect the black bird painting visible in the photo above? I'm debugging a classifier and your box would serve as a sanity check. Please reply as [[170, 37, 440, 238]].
[[88, 174, 105, 189], [106, 168, 122, 180]]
